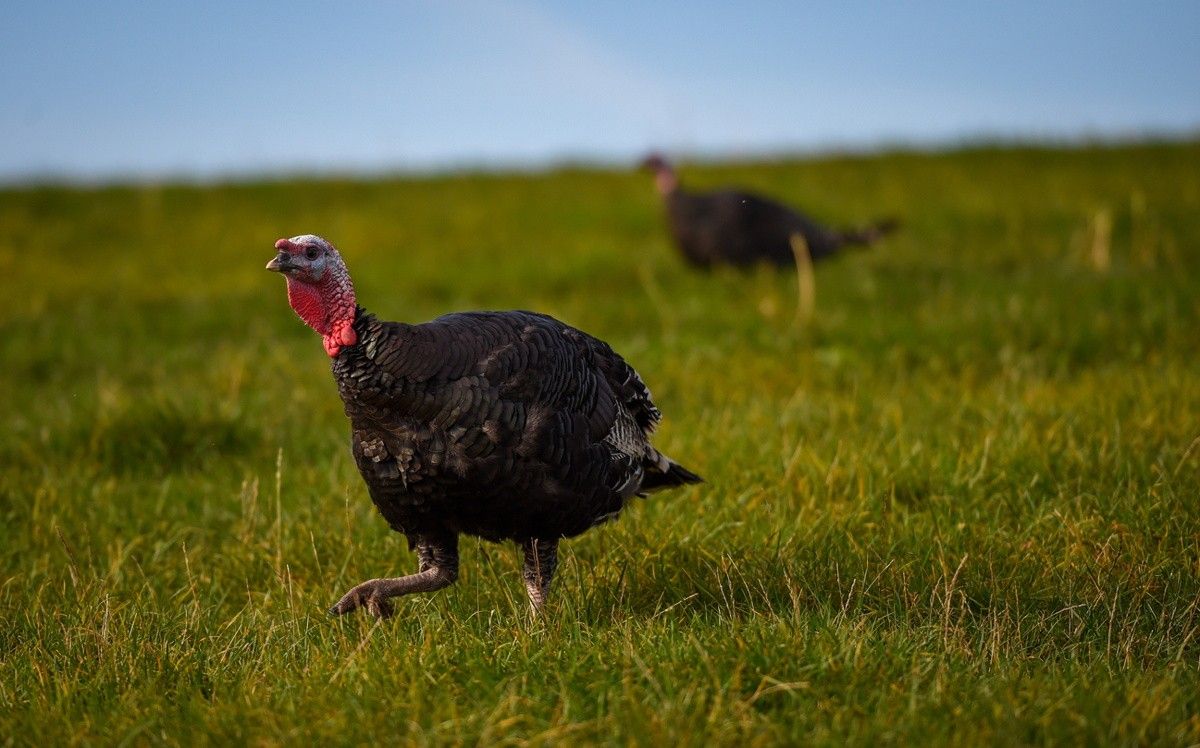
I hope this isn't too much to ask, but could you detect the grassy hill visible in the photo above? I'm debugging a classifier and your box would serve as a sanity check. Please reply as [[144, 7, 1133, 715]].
[[2, 141, 1198, 744]]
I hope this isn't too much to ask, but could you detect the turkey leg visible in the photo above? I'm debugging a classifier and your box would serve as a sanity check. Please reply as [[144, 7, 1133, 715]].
[[330, 535, 459, 619], [521, 538, 559, 614]]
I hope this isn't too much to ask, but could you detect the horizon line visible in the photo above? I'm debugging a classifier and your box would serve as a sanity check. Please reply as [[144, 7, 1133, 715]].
[[3, 128, 1197, 190]]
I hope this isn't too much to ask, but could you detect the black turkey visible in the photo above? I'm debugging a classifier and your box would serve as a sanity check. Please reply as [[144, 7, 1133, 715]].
[[266, 235, 701, 618], [643, 154, 897, 268]]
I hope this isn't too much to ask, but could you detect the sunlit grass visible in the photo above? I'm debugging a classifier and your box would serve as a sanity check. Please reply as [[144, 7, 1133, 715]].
[[2, 142, 1199, 744]]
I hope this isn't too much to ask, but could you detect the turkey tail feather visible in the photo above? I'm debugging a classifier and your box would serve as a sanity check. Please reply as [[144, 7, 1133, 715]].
[[840, 217, 901, 247], [640, 453, 703, 493]]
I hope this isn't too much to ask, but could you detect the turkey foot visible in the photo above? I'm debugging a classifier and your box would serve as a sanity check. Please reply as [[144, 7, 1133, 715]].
[[522, 538, 559, 615], [330, 536, 459, 618], [329, 578, 400, 618]]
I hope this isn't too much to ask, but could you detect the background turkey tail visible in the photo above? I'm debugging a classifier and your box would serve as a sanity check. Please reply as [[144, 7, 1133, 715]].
[[639, 450, 704, 493], [840, 217, 901, 247]]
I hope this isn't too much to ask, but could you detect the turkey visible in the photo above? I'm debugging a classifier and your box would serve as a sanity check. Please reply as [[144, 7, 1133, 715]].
[[266, 234, 702, 618], [642, 154, 898, 268]]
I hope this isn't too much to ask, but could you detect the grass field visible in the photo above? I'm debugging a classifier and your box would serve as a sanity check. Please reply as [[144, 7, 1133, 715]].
[[2, 141, 1199, 745]]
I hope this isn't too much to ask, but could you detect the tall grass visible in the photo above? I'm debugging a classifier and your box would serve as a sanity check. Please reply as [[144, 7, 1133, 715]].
[[2, 142, 1199, 744]]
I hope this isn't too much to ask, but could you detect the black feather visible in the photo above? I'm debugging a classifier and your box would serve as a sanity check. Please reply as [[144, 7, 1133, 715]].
[[334, 307, 700, 545], [658, 170, 898, 268]]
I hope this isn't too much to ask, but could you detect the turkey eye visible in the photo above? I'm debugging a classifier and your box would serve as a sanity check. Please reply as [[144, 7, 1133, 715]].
[[305, 247, 319, 260]]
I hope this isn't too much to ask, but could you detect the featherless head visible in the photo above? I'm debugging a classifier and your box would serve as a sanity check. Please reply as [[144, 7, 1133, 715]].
[[266, 234, 358, 357], [639, 152, 669, 172], [639, 152, 677, 195]]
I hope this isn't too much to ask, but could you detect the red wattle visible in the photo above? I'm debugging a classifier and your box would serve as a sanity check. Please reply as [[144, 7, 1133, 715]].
[[283, 252, 357, 358], [286, 280, 330, 334], [335, 322, 357, 346]]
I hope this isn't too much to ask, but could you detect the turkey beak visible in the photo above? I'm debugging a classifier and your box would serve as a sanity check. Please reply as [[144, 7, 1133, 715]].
[[266, 252, 296, 273]]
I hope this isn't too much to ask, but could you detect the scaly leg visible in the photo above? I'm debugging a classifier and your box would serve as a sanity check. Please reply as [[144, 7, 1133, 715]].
[[521, 538, 559, 614], [330, 535, 459, 619]]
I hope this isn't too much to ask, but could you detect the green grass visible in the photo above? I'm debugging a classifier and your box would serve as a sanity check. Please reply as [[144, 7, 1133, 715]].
[[2, 141, 1199, 745]]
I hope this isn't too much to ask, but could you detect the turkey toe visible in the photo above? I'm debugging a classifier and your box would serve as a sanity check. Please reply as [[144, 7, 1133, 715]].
[[329, 579, 390, 616], [366, 596, 394, 619]]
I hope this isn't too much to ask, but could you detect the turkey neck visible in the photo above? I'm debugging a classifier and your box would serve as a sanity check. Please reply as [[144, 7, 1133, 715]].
[[654, 167, 678, 196], [663, 190, 695, 234], [333, 307, 379, 367], [285, 262, 358, 357]]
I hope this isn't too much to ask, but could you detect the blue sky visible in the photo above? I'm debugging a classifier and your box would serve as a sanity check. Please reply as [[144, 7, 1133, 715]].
[[1, 1, 1197, 180]]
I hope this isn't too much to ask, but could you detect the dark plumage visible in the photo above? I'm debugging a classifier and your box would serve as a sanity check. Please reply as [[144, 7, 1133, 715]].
[[643, 154, 897, 268], [267, 234, 701, 617]]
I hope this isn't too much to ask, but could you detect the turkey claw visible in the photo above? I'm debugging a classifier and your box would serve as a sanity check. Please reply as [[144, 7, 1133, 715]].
[[329, 584, 394, 619]]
